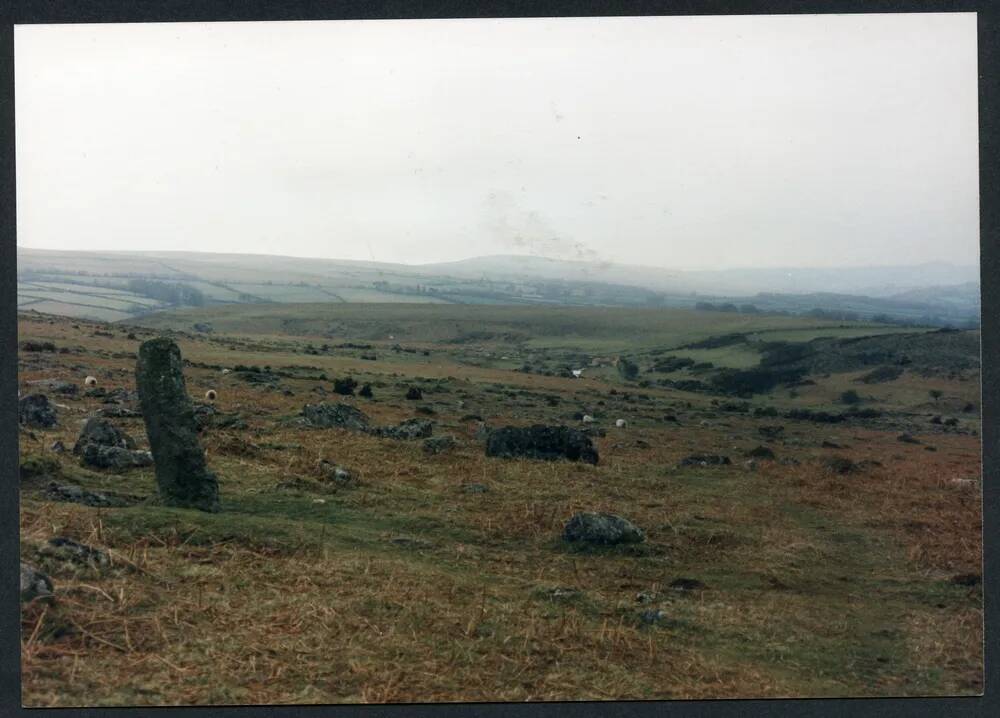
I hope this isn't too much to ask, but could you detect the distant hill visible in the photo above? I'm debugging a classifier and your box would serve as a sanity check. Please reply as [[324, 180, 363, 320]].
[[16, 247, 980, 327], [420, 254, 979, 296]]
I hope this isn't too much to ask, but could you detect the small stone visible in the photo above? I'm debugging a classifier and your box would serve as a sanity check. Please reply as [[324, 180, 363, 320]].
[[20, 563, 54, 603], [39, 537, 111, 570], [678, 453, 731, 467], [669, 578, 706, 592], [950, 573, 982, 586], [372, 418, 435, 440], [746, 445, 775, 459], [563, 512, 645, 545], [423, 435, 457, 454], [638, 609, 668, 626]]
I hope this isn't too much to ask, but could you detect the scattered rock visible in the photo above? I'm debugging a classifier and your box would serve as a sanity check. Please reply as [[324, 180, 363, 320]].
[[821, 440, 845, 449], [44, 481, 132, 507], [824, 457, 858, 474], [39, 537, 111, 571], [301, 402, 371, 430], [79, 444, 154, 471], [638, 609, 668, 626], [332, 377, 357, 395], [757, 425, 784, 439], [669, 578, 705, 591], [562, 512, 645, 545], [950, 573, 982, 587], [388, 535, 433, 550], [897, 433, 922, 444], [372, 418, 435, 440], [73, 417, 136, 454], [97, 405, 142, 418], [474, 423, 493, 442], [20, 563, 53, 603], [317, 460, 357, 486], [486, 425, 599, 464], [423, 435, 457, 454], [136, 337, 220, 512], [678, 453, 731, 467], [538, 587, 582, 601], [18, 394, 58, 428], [49, 440, 65, 453], [745, 445, 775, 460], [20, 340, 57, 352]]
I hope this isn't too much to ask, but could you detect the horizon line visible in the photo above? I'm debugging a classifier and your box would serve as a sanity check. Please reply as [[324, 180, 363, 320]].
[[15, 245, 980, 274]]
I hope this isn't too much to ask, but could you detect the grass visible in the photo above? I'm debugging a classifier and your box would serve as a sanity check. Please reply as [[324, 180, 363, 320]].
[[17, 310, 983, 705]]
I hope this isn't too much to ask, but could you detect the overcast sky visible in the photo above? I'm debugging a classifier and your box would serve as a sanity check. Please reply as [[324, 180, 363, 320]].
[[15, 13, 979, 270]]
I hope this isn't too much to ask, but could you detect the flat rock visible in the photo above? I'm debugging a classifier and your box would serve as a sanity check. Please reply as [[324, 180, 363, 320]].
[[678, 453, 731, 467], [562, 512, 645, 545], [301, 402, 371, 430], [79, 444, 154, 471], [486, 425, 599, 464], [371, 418, 434, 440]]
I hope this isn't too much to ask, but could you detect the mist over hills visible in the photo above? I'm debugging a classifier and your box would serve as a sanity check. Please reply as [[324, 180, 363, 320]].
[[16, 247, 980, 327], [416, 254, 979, 298]]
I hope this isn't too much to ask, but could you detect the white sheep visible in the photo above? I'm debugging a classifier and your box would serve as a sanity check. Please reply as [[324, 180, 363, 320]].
[[84, 376, 98, 387], [615, 419, 627, 428], [221, 368, 231, 375], [205, 389, 217, 402], [582, 414, 595, 423], [571, 369, 584, 378]]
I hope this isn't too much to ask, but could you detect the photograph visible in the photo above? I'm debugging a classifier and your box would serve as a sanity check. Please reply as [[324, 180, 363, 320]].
[[14, 12, 984, 706]]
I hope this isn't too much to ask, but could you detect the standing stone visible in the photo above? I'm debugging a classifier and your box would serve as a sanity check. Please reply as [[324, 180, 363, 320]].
[[136, 338, 220, 512]]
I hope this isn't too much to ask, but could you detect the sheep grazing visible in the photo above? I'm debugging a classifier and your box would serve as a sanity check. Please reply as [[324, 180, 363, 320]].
[[221, 368, 231, 375], [205, 389, 217, 402], [582, 414, 595, 423], [615, 419, 628, 428], [571, 369, 584, 378], [84, 376, 98, 387]]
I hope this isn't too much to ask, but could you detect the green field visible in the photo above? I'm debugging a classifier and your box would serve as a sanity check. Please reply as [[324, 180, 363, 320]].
[[131, 302, 916, 354]]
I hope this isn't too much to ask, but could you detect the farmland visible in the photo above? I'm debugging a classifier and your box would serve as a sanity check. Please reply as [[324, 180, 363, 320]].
[[18, 303, 982, 705]]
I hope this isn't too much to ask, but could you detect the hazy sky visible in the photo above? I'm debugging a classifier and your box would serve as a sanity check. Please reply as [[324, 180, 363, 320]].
[[16, 13, 979, 270]]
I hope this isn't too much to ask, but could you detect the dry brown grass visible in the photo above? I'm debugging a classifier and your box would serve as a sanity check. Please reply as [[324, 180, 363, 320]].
[[17, 313, 983, 705]]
